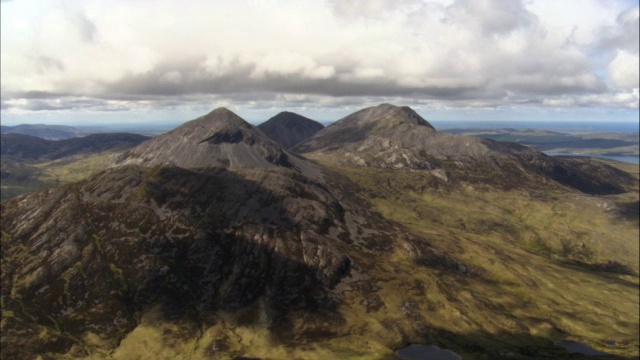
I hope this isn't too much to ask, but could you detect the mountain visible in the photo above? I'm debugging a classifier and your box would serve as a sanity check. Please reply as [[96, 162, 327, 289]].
[[116, 107, 300, 170], [257, 111, 324, 149], [0, 164, 360, 359], [1, 105, 638, 359], [295, 103, 633, 195], [1, 107, 400, 359], [295, 103, 435, 154], [0, 124, 92, 140], [1, 132, 150, 162]]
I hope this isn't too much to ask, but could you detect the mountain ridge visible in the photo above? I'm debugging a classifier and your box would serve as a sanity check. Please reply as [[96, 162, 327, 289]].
[[1, 124, 93, 140], [296, 104, 633, 195], [1, 132, 150, 162], [116, 107, 297, 170]]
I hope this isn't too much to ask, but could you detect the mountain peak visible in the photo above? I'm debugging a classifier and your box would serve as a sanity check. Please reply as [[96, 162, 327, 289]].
[[354, 103, 435, 130], [116, 108, 293, 169], [258, 111, 324, 148], [294, 104, 435, 154], [193, 107, 253, 130]]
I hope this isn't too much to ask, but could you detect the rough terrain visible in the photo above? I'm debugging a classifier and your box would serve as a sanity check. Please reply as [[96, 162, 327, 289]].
[[1, 105, 638, 359]]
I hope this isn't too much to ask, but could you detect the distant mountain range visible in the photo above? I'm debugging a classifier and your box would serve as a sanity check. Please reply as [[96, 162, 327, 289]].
[[1, 132, 150, 162], [0, 132, 150, 201], [0, 124, 94, 140], [442, 128, 640, 157], [1, 104, 637, 359]]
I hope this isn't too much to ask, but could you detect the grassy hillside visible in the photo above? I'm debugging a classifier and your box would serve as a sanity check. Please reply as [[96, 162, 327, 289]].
[[73, 157, 639, 360], [0, 132, 148, 201], [307, 156, 638, 359], [1, 152, 120, 201]]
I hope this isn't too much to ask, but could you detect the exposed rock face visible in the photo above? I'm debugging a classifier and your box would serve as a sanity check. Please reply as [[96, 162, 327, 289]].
[[295, 103, 434, 154], [116, 108, 294, 169], [296, 104, 633, 195], [1, 108, 395, 359], [1, 164, 353, 358], [257, 111, 324, 149]]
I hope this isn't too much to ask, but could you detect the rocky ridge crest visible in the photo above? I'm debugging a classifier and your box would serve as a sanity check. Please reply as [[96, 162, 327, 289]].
[[296, 104, 633, 194], [117, 107, 294, 169]]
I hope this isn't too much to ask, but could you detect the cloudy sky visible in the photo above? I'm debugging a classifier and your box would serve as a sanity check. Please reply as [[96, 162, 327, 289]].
[[1, 0, 638, 126]]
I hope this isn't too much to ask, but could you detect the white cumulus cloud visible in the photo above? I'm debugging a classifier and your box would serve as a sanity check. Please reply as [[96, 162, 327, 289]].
[[0, 0, 638, 120]]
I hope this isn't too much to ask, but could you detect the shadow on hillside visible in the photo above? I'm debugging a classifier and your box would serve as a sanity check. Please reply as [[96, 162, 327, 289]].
[[554, 260, 638, 287], [394, 326, 639, 360], [294, 122, 377, 152], [613, 201, 640, 225], [0, 165, 349, 359]]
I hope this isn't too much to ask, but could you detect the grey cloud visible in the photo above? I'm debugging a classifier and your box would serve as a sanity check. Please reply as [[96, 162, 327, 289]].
[[9, 47, 611, 113], [74, 11, 97, 43], [444, 0, 535, 36], [98, 55, 482, 100], [14, 90, 71, 99], [328, 0, 422, 21], [493, 54, 607, 95], [34, 56, 66, 73], [2, 0, 634, 116], [596, 6, 639, 54], [2, 97, 122, 112]]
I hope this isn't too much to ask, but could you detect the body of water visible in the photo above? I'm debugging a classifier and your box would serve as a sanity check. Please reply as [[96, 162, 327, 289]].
[[554, 341, 611, 356], [544, 152, 640, 165], [396, 344, 462, 360], [432, 120, 640, 134]]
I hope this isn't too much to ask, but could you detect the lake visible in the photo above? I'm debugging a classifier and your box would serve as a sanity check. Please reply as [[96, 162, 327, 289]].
[[396, 344, 462, 360], [544, 152, 640, 165]]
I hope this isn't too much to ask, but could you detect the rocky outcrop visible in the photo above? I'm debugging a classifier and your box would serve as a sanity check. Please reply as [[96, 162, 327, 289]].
[[1, 164, 353, 358]]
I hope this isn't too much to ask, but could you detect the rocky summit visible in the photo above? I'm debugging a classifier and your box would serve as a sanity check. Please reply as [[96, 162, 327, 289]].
[[117, 107, 295, 169], [296, 103, 633, 195], [258, 111, 324, 149]]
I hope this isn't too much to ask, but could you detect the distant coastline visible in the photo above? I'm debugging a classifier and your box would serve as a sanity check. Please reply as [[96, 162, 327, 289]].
[[431, 120, 640, 134], [544, 152, 640, 165]]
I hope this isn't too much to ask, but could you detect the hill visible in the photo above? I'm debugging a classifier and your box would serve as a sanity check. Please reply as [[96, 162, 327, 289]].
[[257, 111, 324, 149], [1, 124, 92, 140], [1, 132, 150, 162], [0, 133, 149, 201]]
